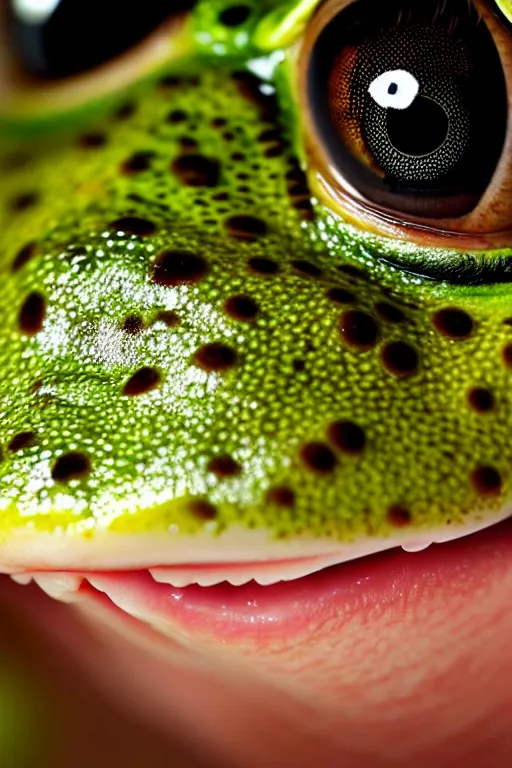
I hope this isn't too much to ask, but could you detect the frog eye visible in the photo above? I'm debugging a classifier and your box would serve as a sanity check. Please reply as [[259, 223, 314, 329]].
[[301, 0, 512, 243], [0, 0, 199, 116], [7, 0, 196, 79]]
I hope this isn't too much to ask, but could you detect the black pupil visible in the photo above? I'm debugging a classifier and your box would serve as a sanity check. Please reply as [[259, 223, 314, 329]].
[[8, 0, 196, 79], [310, 0, 508, 219], [387, 97, 449, 157]]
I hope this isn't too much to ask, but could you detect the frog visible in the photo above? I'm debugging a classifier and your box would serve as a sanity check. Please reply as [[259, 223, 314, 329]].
[[0, 0, 511, 597]]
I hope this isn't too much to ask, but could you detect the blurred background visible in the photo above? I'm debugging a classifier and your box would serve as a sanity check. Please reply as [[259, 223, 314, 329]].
[[0, 576, 215, 768]]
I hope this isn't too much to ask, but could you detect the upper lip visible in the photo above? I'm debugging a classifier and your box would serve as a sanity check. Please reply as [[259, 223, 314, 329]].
[[2, 502, 511, 580]]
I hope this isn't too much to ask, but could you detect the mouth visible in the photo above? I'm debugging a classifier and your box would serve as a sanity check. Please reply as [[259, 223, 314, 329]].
[[8, 516, 512, 647]]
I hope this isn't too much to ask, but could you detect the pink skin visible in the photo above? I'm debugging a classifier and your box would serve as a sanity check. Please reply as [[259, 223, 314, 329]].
[[2, 518, 512, 766]]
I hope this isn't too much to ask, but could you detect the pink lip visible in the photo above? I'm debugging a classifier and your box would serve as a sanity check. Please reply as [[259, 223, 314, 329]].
[[79, 516, 512, 645]]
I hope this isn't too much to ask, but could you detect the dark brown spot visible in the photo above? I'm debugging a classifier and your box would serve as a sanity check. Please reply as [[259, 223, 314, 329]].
[[224, 295, 259, 321], [207, 455, 242, 478], [122, 151, 155, 174], [340, 311, 379, 350], [220, 5, 251, 25], [78, 132, 107, 149], [10, 191, 39, 212], [291, 260, 322, 278], [52, 452, 91, 482], [225, 215, 267, 241], [179, 137, 198, 151], [264, 143, 286, 158], [375, 302, 405, 324], [433, 308, 474, 339], [121, 315, 144, 335], [155, 311, 181, 328], [188, 499, 218, 521], [300, 442, 337, 474], [258, 127, 287, 158], [19, 292, 46, 335], [8, 431, 36, 452], [292, 359, 306, 373], [257, 128, 280, 143], [158, 75, 182, 88], [337, 264, 366, 281], [471, 466, 502, 496], [113, 101, 137, 121], [468, 388, 495, 413], [122, 367, 161, 396], [151, 250, 209, 286], [1, 151, 32, 171], [109, 216, 156, 237], [387, 505, 412, 527], [12, 242, 38, 272], [171, 154, 220, 187], [211, 117, 228, 128], [288, 168, 314, 213], [192, 343, 238, 372], [267, 486, 295, 508], [328, 421, 366, 455], [381, 342, 419, 376], [286, 163, 313, 218], [232, 71, 278, 121], [167, 109, 188, 124], [248, 257, 279, 276], [327, 287, 356, 305], [502, 343, 512, 368], [293, 198, 315, 220]]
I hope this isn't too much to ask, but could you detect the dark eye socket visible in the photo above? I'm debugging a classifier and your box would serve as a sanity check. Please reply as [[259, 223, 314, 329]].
[[7, 0, 196, 79], [307, 0, 508, 221]]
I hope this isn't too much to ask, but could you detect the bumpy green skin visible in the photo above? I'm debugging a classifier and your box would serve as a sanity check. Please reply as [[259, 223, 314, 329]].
[[0, 0, 511, 544]]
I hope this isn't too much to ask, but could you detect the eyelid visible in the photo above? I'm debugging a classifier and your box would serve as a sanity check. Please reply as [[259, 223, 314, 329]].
[[0, 9, 192, 122], [298, 0, 512, 249]]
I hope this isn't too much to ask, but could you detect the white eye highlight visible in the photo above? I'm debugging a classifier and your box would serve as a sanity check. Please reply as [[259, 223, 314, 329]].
[[12, 0, 61, 25], [368, 69, 420, 110]]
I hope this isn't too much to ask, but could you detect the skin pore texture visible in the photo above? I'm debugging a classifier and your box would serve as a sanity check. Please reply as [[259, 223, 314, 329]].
[[1, 0, 512, 764]]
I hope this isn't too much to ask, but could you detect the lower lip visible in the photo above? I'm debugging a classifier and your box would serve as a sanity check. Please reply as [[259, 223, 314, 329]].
[[81, 517, 512, 645]]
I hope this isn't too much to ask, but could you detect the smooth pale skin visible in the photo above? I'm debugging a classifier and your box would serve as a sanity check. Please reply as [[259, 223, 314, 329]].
[[0, 1, 512, 765]]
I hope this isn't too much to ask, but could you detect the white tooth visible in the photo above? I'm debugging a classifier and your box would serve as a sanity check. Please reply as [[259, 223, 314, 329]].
[[401, 541, 433, 553], [150, 557, 334, 588], [86, 576, 154, 623], [150, 569, 195, 588], [10, 574, 33, 586], [253, 573, 282, 586], [195, 574, 225, 587], [223, 573, 253, 586], [32, 573, 83, 602], [154, 572, 195, 588]]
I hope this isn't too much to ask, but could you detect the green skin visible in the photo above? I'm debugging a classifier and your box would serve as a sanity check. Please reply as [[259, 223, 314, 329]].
[[0, 0, 511, 556]]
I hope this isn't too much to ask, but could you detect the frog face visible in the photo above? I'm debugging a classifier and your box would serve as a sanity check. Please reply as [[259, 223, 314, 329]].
[[0, 0, 511, 586]]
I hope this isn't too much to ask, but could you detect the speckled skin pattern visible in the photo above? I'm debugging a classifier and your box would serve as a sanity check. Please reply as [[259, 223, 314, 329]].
[[0, 0, 511, 547]]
